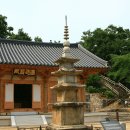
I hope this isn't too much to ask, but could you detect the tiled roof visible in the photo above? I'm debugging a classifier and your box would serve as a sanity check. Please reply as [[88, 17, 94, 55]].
[[0, 39, 108, 68]]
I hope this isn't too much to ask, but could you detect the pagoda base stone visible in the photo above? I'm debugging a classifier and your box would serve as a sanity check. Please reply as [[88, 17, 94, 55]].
[[46, 124, 90, 130], [52, 103, 84, 125]]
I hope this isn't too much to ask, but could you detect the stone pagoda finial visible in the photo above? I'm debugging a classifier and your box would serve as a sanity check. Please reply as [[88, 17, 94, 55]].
[[62, 16, 71, 58], [64, 16, 69, 40]]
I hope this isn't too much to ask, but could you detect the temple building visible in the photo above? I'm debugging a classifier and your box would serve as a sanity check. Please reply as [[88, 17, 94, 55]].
[[0, 38, 108, 113]]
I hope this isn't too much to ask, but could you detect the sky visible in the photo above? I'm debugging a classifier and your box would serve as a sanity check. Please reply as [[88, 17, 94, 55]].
[[1, 0, 130, 43]]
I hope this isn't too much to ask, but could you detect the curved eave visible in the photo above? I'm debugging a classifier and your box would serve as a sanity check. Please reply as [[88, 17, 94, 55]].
[[0, 62, 108, 69], [78, 44, 108, 68]]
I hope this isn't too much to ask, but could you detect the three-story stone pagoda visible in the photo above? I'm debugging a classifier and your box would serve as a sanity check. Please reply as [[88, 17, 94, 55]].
[[47, 17, 87, 130]]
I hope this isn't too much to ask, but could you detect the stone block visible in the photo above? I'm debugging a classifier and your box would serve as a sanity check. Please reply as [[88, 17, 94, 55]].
[[52, 104, 84, 125]]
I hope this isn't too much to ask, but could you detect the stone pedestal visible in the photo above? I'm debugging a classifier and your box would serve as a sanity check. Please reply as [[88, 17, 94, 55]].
[[47, 103, 87, 130]]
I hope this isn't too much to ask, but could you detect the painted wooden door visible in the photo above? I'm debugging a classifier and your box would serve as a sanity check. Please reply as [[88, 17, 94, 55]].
[[4, 83, 14, 109], [32, 84, 41, 108]]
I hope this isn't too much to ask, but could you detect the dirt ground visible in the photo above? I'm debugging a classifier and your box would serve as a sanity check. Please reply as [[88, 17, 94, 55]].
[[85, 121, 130, 130], [0, 121, 130, 130]]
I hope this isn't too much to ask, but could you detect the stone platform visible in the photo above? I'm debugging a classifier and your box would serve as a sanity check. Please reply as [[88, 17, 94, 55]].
[[46, 124, 91, 130]]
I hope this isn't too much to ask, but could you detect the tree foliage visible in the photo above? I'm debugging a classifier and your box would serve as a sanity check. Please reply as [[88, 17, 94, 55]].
[[34, 36, 43, 42], [86, 74, 115, 98], [82, 25, 130, 88], [108, 53, 130, 87], [0, 14, 43, 42], [86, 74, 101, 92], [9, 28, 32, 41], [0, 14, 13, 38], [81, 25, 130, 61], [86, 74, 101, 88]]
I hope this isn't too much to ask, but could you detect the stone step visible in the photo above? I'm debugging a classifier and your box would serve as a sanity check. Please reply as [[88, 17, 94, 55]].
[[10, 111, 38, 116], [11, 114, 47, 127]]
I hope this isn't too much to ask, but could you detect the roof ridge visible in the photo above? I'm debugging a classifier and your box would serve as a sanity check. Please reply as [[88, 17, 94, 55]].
[[0, 38, 58, 45], [78, 44, 108, 67], [0, 38, 78, 47]]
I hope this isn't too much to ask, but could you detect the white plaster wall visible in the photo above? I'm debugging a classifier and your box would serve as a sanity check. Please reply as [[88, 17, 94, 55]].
[[5, 84, 14, 102], [33, 84, 41, 102]]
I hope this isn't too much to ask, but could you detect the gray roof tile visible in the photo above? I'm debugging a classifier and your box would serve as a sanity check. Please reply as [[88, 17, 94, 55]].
[[0, 39, 108, 68]]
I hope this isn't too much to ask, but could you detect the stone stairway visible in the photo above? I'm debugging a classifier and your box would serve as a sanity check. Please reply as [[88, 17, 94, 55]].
[[11, 112, 47, 127], [100, 75, 130, 98]]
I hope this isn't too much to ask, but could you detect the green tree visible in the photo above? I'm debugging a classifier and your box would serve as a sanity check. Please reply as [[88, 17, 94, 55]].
[[0, 14, 46, 42], [34, 36, 43, 42], [9, 28, 32, 41], [81, 25, 130, 61], [82, 25, 130, 88], [108, 53, 130, 88], [0, 14, 13, 38]]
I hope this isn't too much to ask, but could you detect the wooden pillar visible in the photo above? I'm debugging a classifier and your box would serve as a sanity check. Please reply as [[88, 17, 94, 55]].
[[43, 78, 48, 112], [0, 80, 4, 112], [0, 79, 1, 112]]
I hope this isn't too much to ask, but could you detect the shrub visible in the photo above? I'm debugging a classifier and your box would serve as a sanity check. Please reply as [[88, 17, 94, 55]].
[[87, 86, 97, 93], [104, 90, 115, 99], [86, 74, 101, 88]]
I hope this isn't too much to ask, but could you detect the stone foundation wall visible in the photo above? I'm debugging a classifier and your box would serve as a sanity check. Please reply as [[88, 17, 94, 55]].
[[87, 93, 105, 112]]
